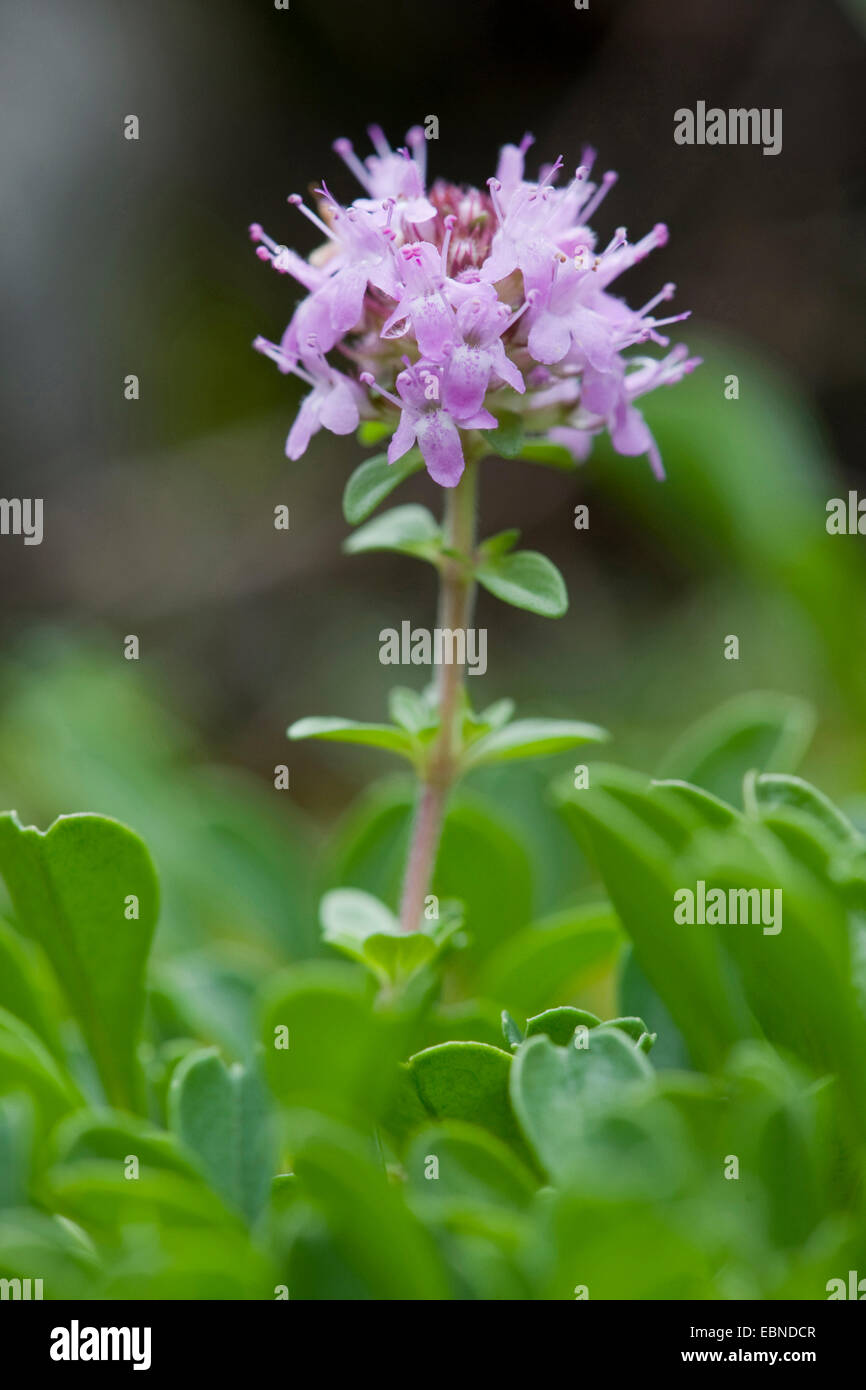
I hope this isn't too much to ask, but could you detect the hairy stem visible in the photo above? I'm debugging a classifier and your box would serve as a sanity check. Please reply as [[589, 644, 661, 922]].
[[399, 457, 480, 932]]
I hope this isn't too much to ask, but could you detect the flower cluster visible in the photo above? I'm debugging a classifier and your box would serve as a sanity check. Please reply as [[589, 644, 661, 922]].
[[251, 127, 699, 487]]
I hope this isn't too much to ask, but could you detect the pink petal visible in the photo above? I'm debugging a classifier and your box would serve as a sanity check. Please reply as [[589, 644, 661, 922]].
[[415, 411, 465, 487]]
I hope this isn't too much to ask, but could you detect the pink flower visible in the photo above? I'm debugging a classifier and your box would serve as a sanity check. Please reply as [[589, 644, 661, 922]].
[[250, 128, 697, 485]]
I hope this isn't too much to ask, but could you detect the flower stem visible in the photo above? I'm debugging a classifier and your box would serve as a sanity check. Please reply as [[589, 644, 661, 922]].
[[399, 457, 480, 932]]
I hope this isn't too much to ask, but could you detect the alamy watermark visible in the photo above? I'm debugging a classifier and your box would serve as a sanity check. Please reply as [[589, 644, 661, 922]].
[[0, 498, 42, 545], [379, 621, 487, 676], [674, 103, 782, 157], [674, 880, 782, 935]]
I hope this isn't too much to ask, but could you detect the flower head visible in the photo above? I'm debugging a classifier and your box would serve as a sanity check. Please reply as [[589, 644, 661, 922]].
[[251, 128, 699, 485]]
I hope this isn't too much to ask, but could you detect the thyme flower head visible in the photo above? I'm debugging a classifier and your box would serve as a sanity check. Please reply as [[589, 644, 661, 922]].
[[251, 127, 699, 486]]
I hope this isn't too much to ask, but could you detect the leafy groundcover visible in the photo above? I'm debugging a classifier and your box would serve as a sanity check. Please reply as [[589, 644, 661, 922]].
[[0, 688, 864, 1300]]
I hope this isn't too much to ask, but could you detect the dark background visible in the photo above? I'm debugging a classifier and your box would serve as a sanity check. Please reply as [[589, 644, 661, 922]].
[[1, 0, 864, 821]]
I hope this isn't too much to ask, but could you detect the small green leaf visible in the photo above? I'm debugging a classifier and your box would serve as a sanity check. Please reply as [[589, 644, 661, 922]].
[[517, 440, 579, 471], [525, 1007, 601, 1045], [343, 449, 424, 525], [288, 716, 415, 760], [501, 1010, 524, 1050], [482, 410, 524, 458], [0, 813, 158, 1113], [168, 1048, 275, 1226], [477, 550, 568, 617], [343, 504, 442, 562], [388, 687, 437, 735], [478, 528, 520, 560], [357, 420, 391, 446], [465, 717, 608, 768], [408, 1042, 524, 1151], [320, 888, 459, 984], [51, 1109, 200, 1181], [747, 773, 860, 846], [0, 1008, 80, 1128]]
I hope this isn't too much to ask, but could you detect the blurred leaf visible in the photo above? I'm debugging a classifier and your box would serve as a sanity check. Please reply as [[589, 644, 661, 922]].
[[510, 1029, 653, 1183], [0, 1007, 81, 1127], [524, 1007, 602, 1045], [327, 781, 533, 964], [46, 1160, 239, 1234], [51, 1108, 199, 1181], [343, 504, 442, 563], [168, 1048, 275, 1225], [292, 1123, 451, 1300], [0, 1095, 33, 1207], [342, 449, 424, 524], [0, 916, 62, 1058], [319, 887, 460, 985], [747, 773, 860, 846], [557, 764, 754, 1069], [405, 1121, 537, 1210], [477, 550, 568, 618], [261, 962, 404, 1128], [288, 715, 415, 760], [656, 692, 815, 804], [464, 718, 608, 768], [480, 903, 622, 1016], [0, 812, 158, 1112]]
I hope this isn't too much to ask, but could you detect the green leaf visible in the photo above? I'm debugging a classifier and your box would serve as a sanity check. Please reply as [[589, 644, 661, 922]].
[[388, 686, 437, 735], [500, 1010, 523, 1050], [327, 782, 533, 964], [656, 692, 815, 805], [343, 504, 442, 562], [291, 1123, 452, 1300], [481, 410, 524, 458], [478, 528, 520, 560], [517, 440, 579, 471], [747, 773, 860, 846], [46, 1160, 239, 1234], [464, 718, 608, 768], [510, 1029, 653, 1182], [477, 550, 568, 617], [0, 1095, 33, 1207], [0, 916, 62, 1057], [407, 1042, 524, 1152], [319, 887, 448, 984], [51, 1109, 200, 1181], [0, 812, 158, 1112], [557, 766, 753, 1069], [287, 716, 415, 760], [650, 779, 739, 828], [0, 1008, 80, 1127], [480, 902, 622, 1017], [356, 420, 391, 446], [261, 962, 405, 1127], [405, 1121, 537, 1210], [342, 449, 424, 525], [168, 1048, 275, 1225], [525, 1007, 602, 1045]]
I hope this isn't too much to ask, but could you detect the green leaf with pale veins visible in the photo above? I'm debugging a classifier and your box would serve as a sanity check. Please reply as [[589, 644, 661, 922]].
[[168, 1048, 275, 1226], [476, 550, 568, 617], [0, 812, 158, 1113], [342, 449, 424, 525]]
